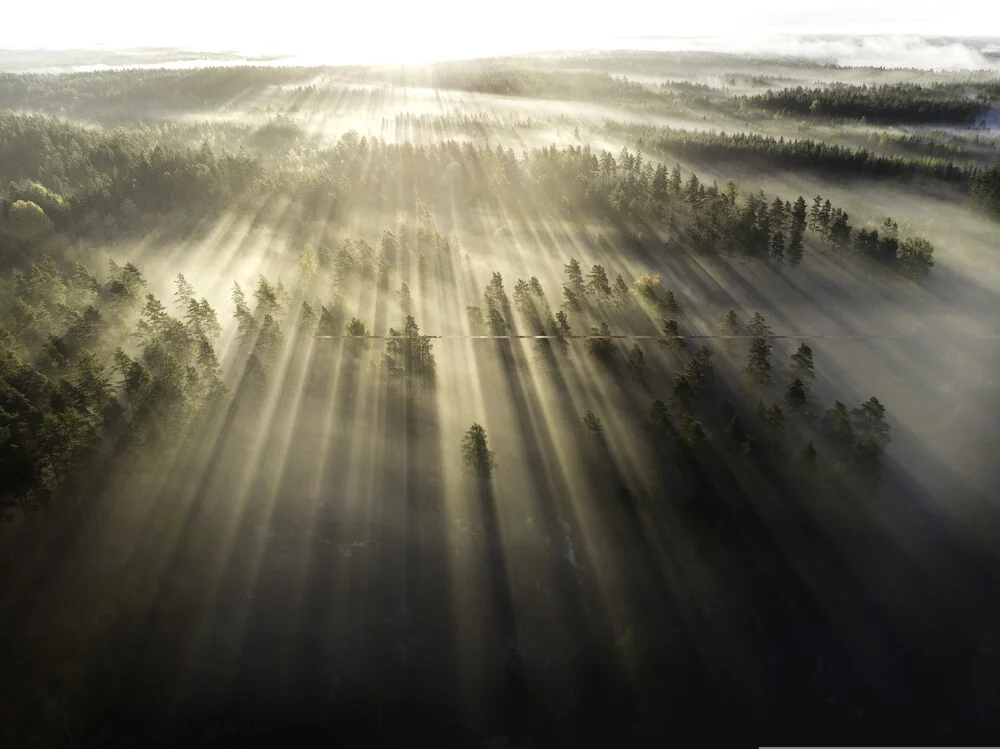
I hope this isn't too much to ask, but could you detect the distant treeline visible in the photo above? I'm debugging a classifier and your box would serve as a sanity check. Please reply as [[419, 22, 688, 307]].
[[0, 65, 666, 114], [0, 112, 957, 282], [743, 82, 994, 124], [397, 66, 658, 102], [616, 124, 975, 182], [0, 67, 318, 114], [862, 129, 999, 161], [607, 122, 1000, 217]]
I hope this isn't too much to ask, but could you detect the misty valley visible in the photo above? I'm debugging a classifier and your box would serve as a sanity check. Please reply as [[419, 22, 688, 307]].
[[2, 48, 1000, 747]]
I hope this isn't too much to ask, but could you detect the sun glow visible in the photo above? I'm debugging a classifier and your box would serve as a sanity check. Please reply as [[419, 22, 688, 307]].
[[2, 1, 987, 61]]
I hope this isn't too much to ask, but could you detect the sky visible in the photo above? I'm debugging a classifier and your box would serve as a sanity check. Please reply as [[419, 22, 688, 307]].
[[0, 1, 996, 63]]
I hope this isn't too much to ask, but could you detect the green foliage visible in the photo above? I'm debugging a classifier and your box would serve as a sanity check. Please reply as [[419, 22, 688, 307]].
[[633, 272, 665, 305], [682, 345, 714, 394], [897, 236, 935, 281], [662, 289, 681, 315], [660, 318, 684, 352], [586, 322, 616, 364], [0, 252, 228, 516], [174, 274, 195, 309], [717, 309, 740, 336], [384, 315, 436, 386], [677, 412, 710, 450], [747, 82, 985, 124], [484, 271, 512, 325], [744, 338, 773, 384], [461, 422, 495, 478], [743, 313, 773, 384], [564, 259, 585, 299], [970, 165, 1000, 217], [769, 230, 785, 262], [851, 396, 891, 447], [6, 200, 53, 241], [345, 317, 370, 337], [554, 311, 571, 338], [562, 285, 582, 313], [612, 274, 629, 303], [786, 227, 804, 266], [0, 112, 949, 282], [587, 264, 612, 299], [298, 243, 319, 286], [790, 343, 815, 381]]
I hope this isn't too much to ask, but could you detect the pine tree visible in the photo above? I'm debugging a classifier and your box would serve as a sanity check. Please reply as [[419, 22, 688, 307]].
[[345, 317, 369, 337], [850, 396, 890, 447], [819, 199, 833, 233], [174, 273, 195, 310], [564, 258, 585, 298], [652, 164, 669, 199], [717, 309, 740, 336], [790, 343, 815, 381], [808, 195, 823, 231], [462, 423, 495, 478], [744, 338, 773, 384], [612, 274, 630, 303], [529, 276, 545, 298], [627, 343, 645, 382], [663, 290, 681, 315], [587, 264, 612, 298], [669, 164, 683, 195], [586, 322, 615, 364], [678, 413, 710, 450], [685, 173, 701, 204], [787, 226, 805, 266], [683, 345, 715, 394], [746, 311, 773, 338], [562, 285, 582, 313], [769, 230, 785, 262], [792, 196, 808, 233], [824, 401, 855, 458], [768, 196, 787, 233], [829, 210, 851, 252], [786, 377, 808, 412]]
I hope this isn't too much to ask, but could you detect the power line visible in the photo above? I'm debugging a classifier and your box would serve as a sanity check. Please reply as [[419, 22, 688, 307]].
[[313, 333, 1000, 340]]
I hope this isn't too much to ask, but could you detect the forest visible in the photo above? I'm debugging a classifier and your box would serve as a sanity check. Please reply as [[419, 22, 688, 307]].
[[744, 81, 995, 124], [1, 45, 1000, 748]]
